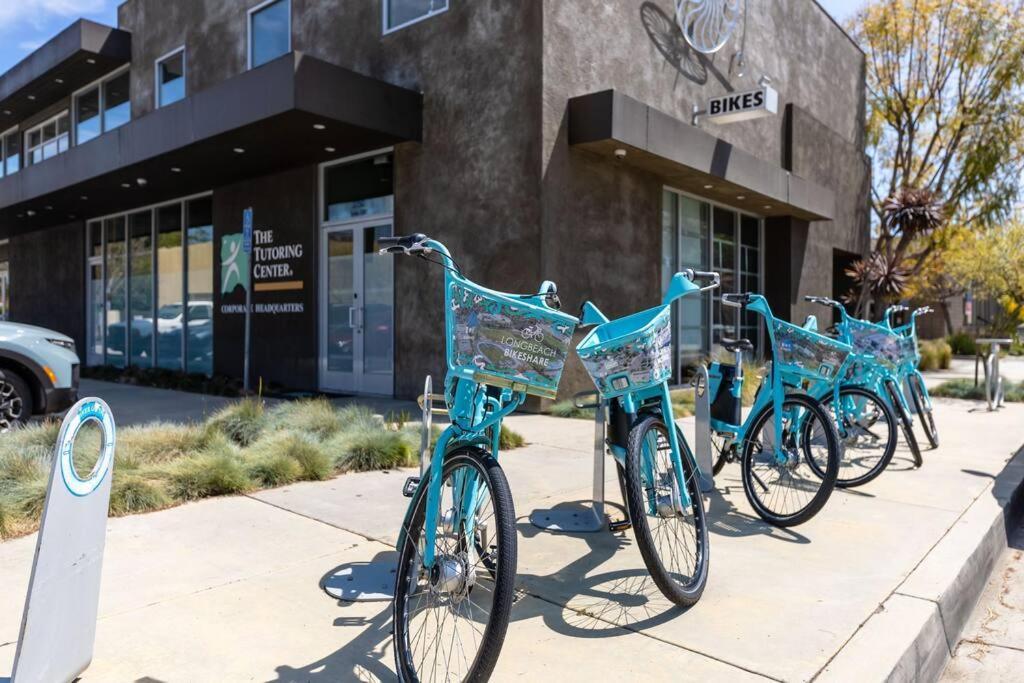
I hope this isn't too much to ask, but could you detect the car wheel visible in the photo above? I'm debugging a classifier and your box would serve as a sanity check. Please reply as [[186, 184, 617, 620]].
[[0, 371, 33, 431]]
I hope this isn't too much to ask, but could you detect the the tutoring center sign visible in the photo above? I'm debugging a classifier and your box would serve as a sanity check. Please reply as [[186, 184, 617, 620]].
[[706, 84, 778, 123], [220, 226, 306, 315]]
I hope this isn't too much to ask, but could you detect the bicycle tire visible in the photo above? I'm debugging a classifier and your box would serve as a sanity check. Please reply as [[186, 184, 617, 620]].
[[885, 379, 922, 468], [624, 414, 709, 607], [806, 385, 897, 488], [740, 393, 840, 527], [393, 448, 516, 682], [908, 374, 939, 449]]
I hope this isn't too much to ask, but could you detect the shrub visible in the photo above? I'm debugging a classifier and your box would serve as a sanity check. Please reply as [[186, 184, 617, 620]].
[[918, 341, 940, 371], [166, 446, 253, 501], [935, 339, 953, 369], [250, 432, 334, 482], [267, 398, 343, 441], [947, 332, 976, 356], [499, 425, 526, 450], [109, 475, 171, 516], [245, 451, 303, 488], [550, 400, 596, 420], [930, 378, 1023, 402], [117, 423, 213, 467], [333, 426, 416, 472], [206, 399, 265, 447]]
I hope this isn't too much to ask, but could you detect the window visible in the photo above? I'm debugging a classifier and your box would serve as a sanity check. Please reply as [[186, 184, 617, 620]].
[[156, 47, 186, 107], [25, 111, 69, 166], [1, 128, 19, 177], [323, 153, 394, 222], [662, 188, 763, 378], [384, 0, 449, 33], [73, 67, 131, 146], [85, 194, 214, 375], [249, 0, 291, 69], [0, 240, 9, 320]]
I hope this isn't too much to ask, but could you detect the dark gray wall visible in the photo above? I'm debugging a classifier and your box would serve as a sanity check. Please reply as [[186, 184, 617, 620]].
[[9, 221, 86, 351]]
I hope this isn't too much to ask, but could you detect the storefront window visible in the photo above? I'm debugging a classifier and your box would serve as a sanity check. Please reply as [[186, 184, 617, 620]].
[[662, 188, 762, 377], [129, 211, 154, 366], [85, 196, 213, 374], [323, 154, 394, 222], [157, 203, 184, 371], [249, 0, 291, 69], [104, 216, 128, 368], [186, 197, 214, 376]]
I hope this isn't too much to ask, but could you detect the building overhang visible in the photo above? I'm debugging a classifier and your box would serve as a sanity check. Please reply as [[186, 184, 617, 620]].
[[0, 20, 132, 125], [0, 52, 423, 235], [568, 90, 834, 221]]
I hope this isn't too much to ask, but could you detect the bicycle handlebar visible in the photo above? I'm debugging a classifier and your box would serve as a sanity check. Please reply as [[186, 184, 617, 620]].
[[804, 295, 842, 308], [684, 269, 721, 292], [721, 292, 753, 308]]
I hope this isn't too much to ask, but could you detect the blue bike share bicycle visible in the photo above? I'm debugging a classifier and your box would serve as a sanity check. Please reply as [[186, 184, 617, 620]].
[[884, 304, 939, 449], [804, 296, 924, 468], [708, 293, 847, 526], [576, 269, 719, 606], [381, 233, 578, 681]]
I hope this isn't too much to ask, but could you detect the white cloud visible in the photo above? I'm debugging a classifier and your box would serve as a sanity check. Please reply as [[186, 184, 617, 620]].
[[0, 0, 108, 33]]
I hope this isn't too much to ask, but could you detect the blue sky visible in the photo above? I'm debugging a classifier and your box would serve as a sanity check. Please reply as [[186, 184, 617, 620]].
[[0, 0, 120, 74], [817, 0, 865, 25]]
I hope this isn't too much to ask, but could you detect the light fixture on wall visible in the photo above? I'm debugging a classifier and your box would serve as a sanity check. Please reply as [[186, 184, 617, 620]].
[[121, 182, 131, 188], [736, 195, 746, 200], [703, 184, 714, 189], [170, 167, 181, 173], [233, 147, 245, 154], [136, 177, 147, 186], [313, 123, 326, 130], [324, 146, 336, 153], [614, 148, 627, 159]]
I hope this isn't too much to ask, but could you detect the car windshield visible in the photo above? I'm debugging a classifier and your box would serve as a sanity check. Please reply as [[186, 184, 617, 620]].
[[158, 304, 183, 319]]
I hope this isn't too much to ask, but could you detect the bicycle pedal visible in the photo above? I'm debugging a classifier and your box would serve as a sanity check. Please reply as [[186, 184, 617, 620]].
[[608, 518, 632, 533], [402, 476, 420, 498]]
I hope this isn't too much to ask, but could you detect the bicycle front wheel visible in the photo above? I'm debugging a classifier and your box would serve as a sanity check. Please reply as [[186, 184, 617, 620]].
[[624, 415, 709, 607], [908, 374, 939, 449], [741, 393, 839, 526], [809, 386, 897, 488], [393, 448, 516, 682], [885, 378, 922, 467]]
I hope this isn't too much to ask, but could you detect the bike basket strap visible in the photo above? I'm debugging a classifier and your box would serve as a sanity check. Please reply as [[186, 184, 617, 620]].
[[846, 319, 903, 371], [772, 319, 852, 380], [576, 305, 672, 399], [447, 280, 577, 399]]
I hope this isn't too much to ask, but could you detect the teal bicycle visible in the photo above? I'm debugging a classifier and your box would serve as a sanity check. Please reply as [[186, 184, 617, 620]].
[[381, 234, 578, 681], [708, 293, 847, 526], [576, 269, 718, 606], [884, 304, 939, 449], [804, 297, 923, 468]]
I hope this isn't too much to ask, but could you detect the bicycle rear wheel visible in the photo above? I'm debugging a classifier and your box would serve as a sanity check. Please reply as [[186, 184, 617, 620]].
[[393, 448, 516, 682], [807, 386, 897, 488], [740, 393, 839, 526], [623, 414, 709, 607], [885, 378, 922, 468], [908, 374, 939, 449]]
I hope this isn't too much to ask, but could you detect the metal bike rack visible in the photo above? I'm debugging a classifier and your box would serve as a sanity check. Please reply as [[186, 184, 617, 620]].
[[529, 392, 607, 533], [692, 365, 714, 493], [976, 338, 1012, 411]]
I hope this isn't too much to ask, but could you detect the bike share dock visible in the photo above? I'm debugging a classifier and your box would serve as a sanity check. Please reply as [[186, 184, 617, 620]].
[[1, 396, 1022, 681]]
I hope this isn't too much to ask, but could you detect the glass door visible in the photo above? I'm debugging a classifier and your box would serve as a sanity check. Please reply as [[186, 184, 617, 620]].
[[319, 220, 394, 395]]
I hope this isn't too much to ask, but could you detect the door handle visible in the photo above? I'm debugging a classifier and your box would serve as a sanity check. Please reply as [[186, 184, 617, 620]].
[[348, 306, 356, 329]]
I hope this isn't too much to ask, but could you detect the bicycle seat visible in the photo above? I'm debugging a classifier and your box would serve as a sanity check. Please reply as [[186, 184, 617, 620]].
[[721, 337, 753, 352]]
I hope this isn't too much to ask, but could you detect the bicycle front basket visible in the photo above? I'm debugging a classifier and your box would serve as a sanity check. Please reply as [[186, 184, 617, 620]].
[[846, 319, 903, 371], [772, 319, 852, 381], [577, 305, 672, 399], [447, 280, 577, 399]]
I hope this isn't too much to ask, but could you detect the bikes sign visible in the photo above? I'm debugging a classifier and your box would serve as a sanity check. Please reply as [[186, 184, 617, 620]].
[[706, 84, 778, 124]]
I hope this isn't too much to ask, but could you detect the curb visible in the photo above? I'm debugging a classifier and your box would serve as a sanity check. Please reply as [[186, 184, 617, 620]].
[[817, 447, 1024, 682]]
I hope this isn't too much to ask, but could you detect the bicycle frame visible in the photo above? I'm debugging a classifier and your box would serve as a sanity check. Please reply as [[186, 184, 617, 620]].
[[708, 295, 853, 463], [579, 270, 719, 513], [395, 238, 575, 568], [884, 305, 934, 414]]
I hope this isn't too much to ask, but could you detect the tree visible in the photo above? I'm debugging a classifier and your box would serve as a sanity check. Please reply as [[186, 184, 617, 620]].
[[942, 219, 1024, 335], [846, 0, 1024, 313]]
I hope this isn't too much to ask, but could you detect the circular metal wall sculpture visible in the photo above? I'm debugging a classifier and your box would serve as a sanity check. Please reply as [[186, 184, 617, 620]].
[[675, 0, 743, 54]]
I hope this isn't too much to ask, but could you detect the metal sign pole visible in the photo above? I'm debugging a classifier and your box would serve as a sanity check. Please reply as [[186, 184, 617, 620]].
[[693, 365, 714, 492], [242, 207, 253, 393]]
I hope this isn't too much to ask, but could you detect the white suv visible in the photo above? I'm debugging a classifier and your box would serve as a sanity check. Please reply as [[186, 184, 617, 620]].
[[0, 321, 79, 429]]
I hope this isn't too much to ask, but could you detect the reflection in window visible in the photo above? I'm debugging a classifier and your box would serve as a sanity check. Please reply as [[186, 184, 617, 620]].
[[363, 225, 394, 375], [250, 0, 290, 69], [157, 49, 186, 107], [76, 88, 101, 144], [186, 197, 213, 376], [105, 217, 127, 368], [129, 211, 154, 366], [87, 224, 104, 365], [1, 130, 20, 177], [385, 0, 449, 32], [156, 204, 183, 370], [323, 155, 394, 222], [103, 72, 130, 132], [26, 112, 69, 165], [326, 231, 354, 373], [0, 240, 9, 321]]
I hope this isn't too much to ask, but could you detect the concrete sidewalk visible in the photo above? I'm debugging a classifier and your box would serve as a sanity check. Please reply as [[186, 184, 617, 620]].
[[1, 397, 1022, 681]]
